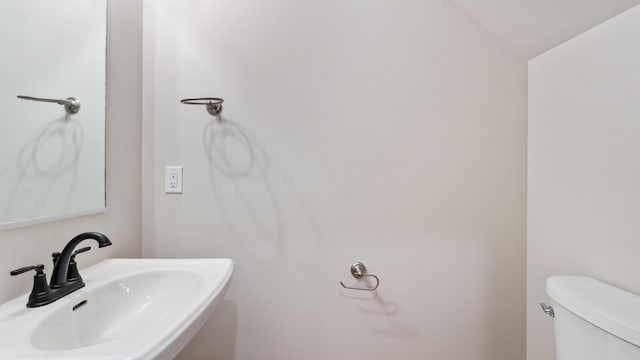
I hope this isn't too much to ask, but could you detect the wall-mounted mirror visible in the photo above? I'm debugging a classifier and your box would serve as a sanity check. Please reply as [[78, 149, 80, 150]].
[[0, 0, 107, 229]]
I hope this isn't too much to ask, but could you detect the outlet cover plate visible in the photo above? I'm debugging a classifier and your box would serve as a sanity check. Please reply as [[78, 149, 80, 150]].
[[165, 166, 183, 194]]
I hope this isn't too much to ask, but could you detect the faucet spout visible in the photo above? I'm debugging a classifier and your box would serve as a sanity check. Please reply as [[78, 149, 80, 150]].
[[50, 232, 112, 288]]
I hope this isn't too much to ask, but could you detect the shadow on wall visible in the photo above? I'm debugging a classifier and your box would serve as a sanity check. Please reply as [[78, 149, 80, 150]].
[[201, 115, 321, 262], [0, 115, 83, 221], [340, 272, 417, 340], [361, 295, 417, 340], [176, 300, 237, 360]]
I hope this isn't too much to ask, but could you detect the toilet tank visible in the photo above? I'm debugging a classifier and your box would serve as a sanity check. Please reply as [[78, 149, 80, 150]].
[[546, 276, 640, 360]]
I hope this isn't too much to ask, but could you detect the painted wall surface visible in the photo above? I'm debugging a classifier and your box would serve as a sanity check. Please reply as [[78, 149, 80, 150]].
[[142, 0, 527, 359], [0, 0, 142, 303], [528, 5, 640, 360]]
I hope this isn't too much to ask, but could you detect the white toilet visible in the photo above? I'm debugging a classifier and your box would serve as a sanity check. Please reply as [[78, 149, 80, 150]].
[[546, 276, 640, 359]]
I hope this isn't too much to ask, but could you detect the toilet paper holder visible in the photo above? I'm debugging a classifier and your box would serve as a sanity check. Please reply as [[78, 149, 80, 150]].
[[340, 261, 380, 291]]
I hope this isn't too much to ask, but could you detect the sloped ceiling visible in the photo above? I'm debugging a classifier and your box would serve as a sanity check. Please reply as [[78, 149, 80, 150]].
[[449, 0, 640, 59]]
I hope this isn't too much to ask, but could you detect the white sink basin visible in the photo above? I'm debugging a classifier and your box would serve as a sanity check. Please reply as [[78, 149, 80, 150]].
[[0, 258, 233, 360]]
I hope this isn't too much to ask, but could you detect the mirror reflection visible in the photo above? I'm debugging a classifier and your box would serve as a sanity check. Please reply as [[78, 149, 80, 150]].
[[0, 0, 107, 229]]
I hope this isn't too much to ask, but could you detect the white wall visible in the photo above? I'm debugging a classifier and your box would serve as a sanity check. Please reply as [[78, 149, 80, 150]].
[[528, 5, 640, 360], [0, 0, 142, 303], [142, 0, 527, 359]]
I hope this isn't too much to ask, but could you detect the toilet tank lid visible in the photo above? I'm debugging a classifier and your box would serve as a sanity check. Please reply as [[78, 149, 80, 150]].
[[547, 276, 640, 347]]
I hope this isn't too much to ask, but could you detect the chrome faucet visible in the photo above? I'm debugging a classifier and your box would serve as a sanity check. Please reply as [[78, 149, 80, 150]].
[[9, 232, 112, 307]]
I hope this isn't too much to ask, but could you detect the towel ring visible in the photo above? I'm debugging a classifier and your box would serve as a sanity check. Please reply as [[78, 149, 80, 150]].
[[180, 97, 224, 116], [17, 95, 81, 115]]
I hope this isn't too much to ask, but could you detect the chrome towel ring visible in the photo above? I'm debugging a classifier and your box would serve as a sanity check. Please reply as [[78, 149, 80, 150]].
[[17, 95, 81, 115], [180, 97, 224, 116]]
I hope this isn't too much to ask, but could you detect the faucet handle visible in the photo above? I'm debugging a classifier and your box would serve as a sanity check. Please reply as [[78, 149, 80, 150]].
[[72, 246, 91, 258], [51, 252, 61, 267], [67, 246, 91, 283], [51, 247, 89, 268], [9, 264, 53, 308], [10, 264, 45, 276]]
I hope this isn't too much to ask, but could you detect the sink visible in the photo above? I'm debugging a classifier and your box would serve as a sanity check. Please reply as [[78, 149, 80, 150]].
[[0, 258, 233, 360]]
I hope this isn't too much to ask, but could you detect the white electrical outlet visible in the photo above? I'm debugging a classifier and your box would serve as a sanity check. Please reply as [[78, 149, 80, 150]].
[[165, 166, 183, 194]]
